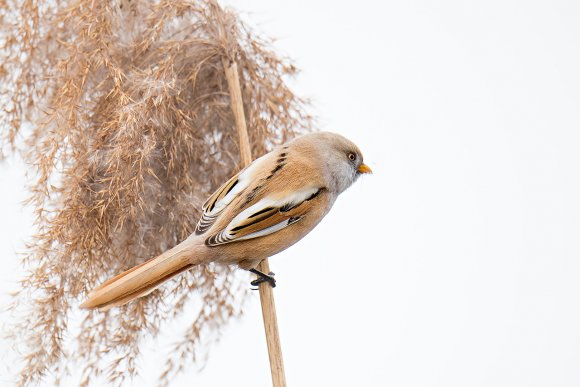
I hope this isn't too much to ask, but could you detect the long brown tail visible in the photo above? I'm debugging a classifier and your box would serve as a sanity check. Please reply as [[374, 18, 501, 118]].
[[81, 240, 199, 311]]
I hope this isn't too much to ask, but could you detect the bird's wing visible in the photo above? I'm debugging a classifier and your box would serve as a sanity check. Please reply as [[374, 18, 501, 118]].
[[197, 142, 326, 245], [195, 153, 270, 234], [205, 186, 323, 246]]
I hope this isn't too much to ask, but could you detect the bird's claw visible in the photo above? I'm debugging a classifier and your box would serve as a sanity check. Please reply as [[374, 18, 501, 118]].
[[250, 270, 276, 289]]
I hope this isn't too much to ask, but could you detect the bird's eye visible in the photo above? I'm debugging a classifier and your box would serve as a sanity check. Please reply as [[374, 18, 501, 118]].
[[347, 152, 356, 161]]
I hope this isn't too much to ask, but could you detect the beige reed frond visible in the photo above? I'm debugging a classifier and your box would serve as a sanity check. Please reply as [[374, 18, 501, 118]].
[[0, 0, 312, 385]]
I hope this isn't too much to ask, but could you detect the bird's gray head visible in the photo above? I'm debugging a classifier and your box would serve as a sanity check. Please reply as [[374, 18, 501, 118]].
[[295, 131, 372, 194]]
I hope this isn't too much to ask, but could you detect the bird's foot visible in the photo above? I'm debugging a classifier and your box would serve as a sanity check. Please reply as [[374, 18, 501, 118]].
[[249, 268, 276, 289]]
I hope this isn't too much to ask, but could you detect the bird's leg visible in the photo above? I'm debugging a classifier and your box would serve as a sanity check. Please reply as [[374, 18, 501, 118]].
[[249, 268, 276, 288]]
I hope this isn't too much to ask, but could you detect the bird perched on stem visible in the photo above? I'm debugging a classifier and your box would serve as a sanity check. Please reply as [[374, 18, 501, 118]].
[[81, 132, 371, 310]]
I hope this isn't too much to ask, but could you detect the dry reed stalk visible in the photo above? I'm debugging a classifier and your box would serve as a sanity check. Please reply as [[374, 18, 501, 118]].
[[0, 0, 311, 385], [223, 58, 287, 387]]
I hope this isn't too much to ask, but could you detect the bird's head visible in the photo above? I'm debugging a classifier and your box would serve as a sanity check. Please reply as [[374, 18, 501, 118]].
[[298, 131, 372, 194]]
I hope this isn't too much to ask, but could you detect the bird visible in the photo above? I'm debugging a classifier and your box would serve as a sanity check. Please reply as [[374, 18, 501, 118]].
[[81, 131, 371, 310]]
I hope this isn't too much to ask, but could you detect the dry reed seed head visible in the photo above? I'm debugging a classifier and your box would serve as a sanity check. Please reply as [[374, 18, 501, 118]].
[[1, 0, 312, 385]]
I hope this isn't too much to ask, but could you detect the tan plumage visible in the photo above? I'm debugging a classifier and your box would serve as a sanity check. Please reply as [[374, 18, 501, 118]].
[[81, 132, 371, 310]]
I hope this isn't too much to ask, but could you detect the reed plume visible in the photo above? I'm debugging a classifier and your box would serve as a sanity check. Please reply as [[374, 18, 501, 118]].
[[0, 0, 311, 385]]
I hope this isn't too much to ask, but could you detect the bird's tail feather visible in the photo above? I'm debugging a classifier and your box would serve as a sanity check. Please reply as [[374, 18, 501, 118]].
[[81, 240, 199, 311]]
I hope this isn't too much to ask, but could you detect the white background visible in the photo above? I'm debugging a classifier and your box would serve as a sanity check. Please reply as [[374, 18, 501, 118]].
[[2, 0, 580, 386]]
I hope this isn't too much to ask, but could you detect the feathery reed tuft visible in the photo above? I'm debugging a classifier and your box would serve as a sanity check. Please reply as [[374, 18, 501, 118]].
[[0, 0, 311, 385]]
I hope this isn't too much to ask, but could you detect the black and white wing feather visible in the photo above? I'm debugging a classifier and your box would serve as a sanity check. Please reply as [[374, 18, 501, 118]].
[[195, 155, 268, 234], [205, 187, 323, 246]]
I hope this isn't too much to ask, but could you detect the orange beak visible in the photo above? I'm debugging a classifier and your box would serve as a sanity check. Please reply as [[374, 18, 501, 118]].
[[357, 163, 372, 174]]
